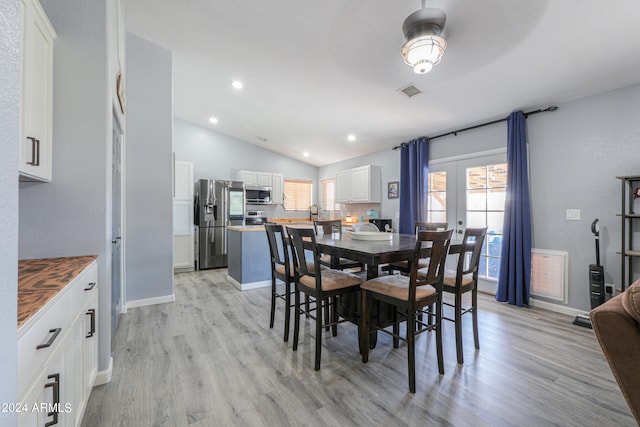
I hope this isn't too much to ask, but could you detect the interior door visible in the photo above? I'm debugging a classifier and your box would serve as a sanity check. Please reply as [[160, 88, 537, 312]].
[[111, 122, 123, 336], [428, 151, 507, 293]]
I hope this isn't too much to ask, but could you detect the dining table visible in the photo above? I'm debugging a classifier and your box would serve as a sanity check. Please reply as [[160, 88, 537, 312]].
[[313, 231, 462, 348]]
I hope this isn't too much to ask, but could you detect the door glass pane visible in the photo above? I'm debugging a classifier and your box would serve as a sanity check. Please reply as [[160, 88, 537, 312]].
[[427, 171, 446, 223], [466, 163, 508, 280]]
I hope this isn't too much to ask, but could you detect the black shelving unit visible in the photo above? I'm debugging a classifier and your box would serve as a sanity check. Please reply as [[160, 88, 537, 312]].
[[617, 175, 640, 291]]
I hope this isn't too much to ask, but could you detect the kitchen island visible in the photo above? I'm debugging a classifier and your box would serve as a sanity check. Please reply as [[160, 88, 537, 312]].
[[226, 223, 315, 291], [226, 225, 272, 290]]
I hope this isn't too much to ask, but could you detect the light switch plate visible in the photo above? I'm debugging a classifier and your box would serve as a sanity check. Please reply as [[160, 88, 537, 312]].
[[566, 209, 581, 220]]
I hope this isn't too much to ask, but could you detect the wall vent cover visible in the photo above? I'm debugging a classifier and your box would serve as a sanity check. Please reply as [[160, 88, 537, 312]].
[[398, 84, 422, 98]]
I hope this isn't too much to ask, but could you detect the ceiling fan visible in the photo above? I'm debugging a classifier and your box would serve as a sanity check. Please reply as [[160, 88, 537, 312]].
[[401, 1, 448, 74]]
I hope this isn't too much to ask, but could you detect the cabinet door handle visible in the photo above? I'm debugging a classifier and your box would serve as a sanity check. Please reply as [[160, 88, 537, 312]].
[[26, 136, 40, 166], [86, 309, 96, 338], [44, 373, 60, 427], [36, 328, 62, 350], [84, 282, 97, 291]]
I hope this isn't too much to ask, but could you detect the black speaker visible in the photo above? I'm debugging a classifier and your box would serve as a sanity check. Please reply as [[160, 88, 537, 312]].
[[589, 264, 605, 309]]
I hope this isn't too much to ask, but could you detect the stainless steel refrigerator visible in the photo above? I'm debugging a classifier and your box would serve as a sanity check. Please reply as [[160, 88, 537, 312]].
[[194, 179, 244, 269]]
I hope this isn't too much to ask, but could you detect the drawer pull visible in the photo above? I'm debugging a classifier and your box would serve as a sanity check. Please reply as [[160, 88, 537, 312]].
[[44, 373, 60, 426], [36, 328, 62, 350], [86, 309, 96, 338], [84, 282, 97, 291]]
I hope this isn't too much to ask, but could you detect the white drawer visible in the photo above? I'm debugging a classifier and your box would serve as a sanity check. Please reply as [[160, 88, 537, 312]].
[[69, 262, 98, 318], [17, 289, 71, 398]]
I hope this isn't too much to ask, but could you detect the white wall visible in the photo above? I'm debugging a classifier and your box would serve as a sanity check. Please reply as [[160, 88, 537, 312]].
[[20, 0, 114, 373], [0, 0, 21, 419], [125, 32, 174, 303], [173, 118, 318, 219]]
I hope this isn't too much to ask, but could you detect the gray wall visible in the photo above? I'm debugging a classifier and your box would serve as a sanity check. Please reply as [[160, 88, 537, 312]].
[[528, 85, 640, 310], [321, 85, 640, 312], [320, 149, 401, 228], [19, 0, 113, 372], [125, 32, 174, 302], [0, 0, 20, 419], [173, 118, 318, 218]]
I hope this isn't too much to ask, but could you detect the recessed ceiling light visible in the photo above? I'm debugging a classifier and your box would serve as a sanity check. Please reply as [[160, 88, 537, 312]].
[[347, 134, 356, 142], [209, 116, 218, 124], [231, 80, 243, 89], [303, 152, 310, 157]]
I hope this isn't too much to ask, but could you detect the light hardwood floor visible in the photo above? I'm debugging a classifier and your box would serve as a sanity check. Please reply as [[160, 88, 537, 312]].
[[82, 269, 636, 426]]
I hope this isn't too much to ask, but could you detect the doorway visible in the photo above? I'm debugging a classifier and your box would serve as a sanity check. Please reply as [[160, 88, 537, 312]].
[[111, 118, 124, 336], [428, 151, 507, 293]]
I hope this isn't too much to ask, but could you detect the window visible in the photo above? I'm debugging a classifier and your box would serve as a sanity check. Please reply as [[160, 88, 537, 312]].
[[427, 171, 447, 223], [284, 179, 313, 211], [321, 178, 339, 211], [466, 163, 507, 280]]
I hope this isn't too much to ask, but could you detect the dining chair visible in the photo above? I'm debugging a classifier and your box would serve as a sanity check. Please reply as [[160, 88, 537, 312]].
[[423, 227, 486, 364], [313, 220, 364, 271], [387, 221, 448, 275], [264, 223, 296, 342], [361, 229, 453, 393], [287, 226, 364, 370]]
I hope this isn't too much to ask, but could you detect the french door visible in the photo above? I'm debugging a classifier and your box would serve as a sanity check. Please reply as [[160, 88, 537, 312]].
[[427, 151, 507, 293]]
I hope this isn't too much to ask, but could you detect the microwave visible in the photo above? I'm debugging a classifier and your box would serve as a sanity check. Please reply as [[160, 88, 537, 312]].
[[245, 186, 272, 204]]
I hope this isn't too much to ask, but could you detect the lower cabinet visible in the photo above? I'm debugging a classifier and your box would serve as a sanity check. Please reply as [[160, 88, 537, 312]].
[[18, 260, 98, 427]]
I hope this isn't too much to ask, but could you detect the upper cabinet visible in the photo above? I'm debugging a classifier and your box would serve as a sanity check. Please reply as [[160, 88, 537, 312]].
[[19, 0, 56, 182], [271, 173, 284, 204], [237, 170, 284, 204], [336, 165, 382, 203]]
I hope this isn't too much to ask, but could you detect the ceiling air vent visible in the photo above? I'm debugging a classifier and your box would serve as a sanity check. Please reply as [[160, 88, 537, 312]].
[[398, 84, 422, 98]]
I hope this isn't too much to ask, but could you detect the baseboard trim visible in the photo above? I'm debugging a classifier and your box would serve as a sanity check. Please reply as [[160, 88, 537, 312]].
[[94, 356, 113, 386], [126, 294, 175, 309], [226, 275, 271, 291], [529, 297, 587, 318]]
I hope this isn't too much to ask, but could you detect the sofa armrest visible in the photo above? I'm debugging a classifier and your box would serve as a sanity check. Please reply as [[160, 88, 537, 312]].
[[590, 295, 640, 424]]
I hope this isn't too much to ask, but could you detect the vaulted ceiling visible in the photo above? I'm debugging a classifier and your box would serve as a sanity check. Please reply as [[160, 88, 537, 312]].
[[124, 0, 640, 166]]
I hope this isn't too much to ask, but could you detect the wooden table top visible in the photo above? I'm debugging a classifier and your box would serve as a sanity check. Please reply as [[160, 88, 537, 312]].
[[18, 255, 97, 328]]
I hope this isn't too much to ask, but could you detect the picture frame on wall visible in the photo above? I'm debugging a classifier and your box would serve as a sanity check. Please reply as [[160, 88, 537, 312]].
[[388, 181, 399, 199]]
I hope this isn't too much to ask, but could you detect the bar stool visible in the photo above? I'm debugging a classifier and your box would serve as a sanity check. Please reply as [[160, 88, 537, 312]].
[[287, 226, 364, 370], [360, 229, 452, 392]]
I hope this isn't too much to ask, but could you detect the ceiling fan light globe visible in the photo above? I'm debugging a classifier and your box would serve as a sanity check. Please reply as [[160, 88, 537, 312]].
[[413, 61, 433, 74]]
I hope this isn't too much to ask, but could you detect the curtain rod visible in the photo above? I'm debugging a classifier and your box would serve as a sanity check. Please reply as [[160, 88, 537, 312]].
[[392, 106, 558, 150]]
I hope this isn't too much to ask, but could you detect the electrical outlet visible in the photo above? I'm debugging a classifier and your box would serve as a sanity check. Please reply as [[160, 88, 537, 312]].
[[605, 284, 615, 296]]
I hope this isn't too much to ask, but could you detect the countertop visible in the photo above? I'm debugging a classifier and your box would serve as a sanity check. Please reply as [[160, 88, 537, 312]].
[[18, 255, 97, 328], [227, 225, 266, 232]]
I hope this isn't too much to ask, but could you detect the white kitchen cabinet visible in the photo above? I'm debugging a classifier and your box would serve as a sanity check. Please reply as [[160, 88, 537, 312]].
[[336, 165, 381, 203], [237, 170, 258, 186], [17, 259, 98, 427], [271, 173, 284, 204], [19, 0, 56, 182], [336, 170, 351, 203], [174, 161, 194, 271], [257, 172, 272, 186]]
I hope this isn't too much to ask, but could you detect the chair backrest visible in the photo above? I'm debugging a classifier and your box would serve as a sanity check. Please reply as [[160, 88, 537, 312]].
[[265, 223, 290, 276], [410, 229, 453, 300], [415, 221, 448, 233], [352, 222, 379, 232], [455, 227, 488, 283], [313, 219, 342, 237], [286, 226, 321, 281]]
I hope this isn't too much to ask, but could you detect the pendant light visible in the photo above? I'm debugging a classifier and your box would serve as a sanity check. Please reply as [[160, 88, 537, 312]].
[[401, 1, 447, 74]]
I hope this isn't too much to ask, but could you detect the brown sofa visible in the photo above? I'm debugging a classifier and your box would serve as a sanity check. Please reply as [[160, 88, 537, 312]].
[[590, 279, 640, 424]]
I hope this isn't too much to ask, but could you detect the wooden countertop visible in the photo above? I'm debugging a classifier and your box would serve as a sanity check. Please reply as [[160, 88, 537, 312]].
[[18, 255, 97, 328], [227, 225, 265, 232]]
